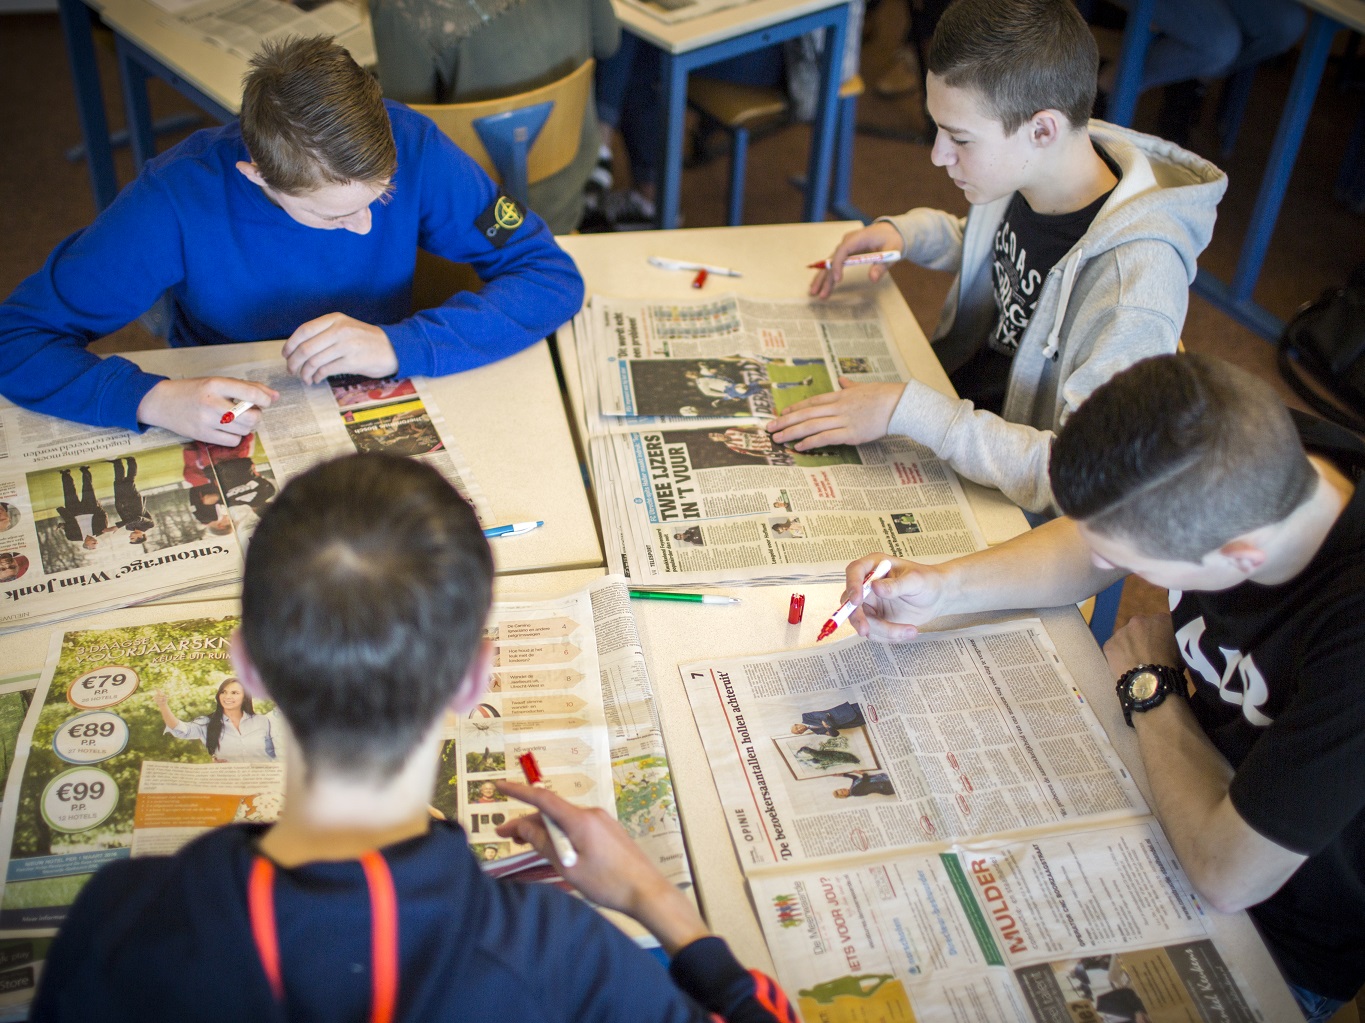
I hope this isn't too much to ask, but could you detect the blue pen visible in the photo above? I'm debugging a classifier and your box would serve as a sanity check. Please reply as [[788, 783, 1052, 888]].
[[483, 520, 544, 538]]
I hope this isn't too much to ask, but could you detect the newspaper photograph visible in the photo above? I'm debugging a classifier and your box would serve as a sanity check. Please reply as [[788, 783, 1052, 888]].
[[588, 294, 908, 423], [679, 620, 1146, 869], [606, 426, 985, 584], [748, 823, 1259, 1023]]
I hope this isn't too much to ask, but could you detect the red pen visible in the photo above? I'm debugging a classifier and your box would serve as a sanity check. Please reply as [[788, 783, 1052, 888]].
[[817, 558, 893, 641], [517, 752, 578, 867], [692, 268, 708, 288], [220, 399, 256, 425]]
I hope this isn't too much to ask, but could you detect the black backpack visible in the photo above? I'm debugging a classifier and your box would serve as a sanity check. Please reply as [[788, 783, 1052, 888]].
[[1278, 264, 1365, 435]]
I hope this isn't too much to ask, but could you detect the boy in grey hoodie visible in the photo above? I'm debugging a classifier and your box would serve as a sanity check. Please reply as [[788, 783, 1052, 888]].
[[767, 0, 1227, 513]]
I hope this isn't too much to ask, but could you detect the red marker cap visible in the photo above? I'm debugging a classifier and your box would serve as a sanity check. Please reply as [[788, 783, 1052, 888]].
[[788, 593, 805, 624], [518, 751, 543, 785], [692, 268, 708, 289]]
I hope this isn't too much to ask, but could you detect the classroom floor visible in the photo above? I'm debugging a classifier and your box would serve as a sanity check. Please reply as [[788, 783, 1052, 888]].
[[1, 5, 1365, 1016]]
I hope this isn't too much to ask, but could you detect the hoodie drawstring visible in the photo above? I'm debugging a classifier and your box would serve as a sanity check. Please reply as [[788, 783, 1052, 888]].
[[1042, 248, 1084, 360]]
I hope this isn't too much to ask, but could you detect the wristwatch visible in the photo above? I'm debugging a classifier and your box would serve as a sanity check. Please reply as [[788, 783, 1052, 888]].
[[1115, 664, 1185, 727]]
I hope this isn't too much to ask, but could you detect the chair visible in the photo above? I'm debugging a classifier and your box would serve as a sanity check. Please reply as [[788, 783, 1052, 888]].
[[410, 58, 595, 207], [687, 74, 867, 226]]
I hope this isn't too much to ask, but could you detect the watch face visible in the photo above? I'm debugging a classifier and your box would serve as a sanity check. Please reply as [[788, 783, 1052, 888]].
[[1129, 671, 1160, 701]]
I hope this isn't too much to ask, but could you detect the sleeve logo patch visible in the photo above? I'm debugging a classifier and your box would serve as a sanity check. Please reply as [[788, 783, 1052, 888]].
[[477, 195, 526, 246]]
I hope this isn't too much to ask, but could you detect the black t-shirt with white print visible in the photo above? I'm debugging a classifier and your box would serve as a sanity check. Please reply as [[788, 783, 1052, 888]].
[[950, 147, 1119, 415], [1167, 415, 1365, 999]]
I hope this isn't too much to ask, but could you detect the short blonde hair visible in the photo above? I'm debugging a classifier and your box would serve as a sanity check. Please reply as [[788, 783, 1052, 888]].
[[240, 35, 397, 195]]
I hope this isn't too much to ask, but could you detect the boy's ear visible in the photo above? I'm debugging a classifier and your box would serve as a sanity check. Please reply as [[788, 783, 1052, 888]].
[[449, 639, 494, 715], [1026, 110, 1065, 148], [228, 629, 270, 700], [235, 160, 268, 189], [1218, 539, 1267, 575]]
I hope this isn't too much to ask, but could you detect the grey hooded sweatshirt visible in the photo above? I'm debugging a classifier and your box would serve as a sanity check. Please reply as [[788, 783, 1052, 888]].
[[882, 121, 1227, 513]]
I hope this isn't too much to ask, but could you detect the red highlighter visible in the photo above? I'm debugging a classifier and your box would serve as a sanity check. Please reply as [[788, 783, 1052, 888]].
[[517, 752, 578, 867]]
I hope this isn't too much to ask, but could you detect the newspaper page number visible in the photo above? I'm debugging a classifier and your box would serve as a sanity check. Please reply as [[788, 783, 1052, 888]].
[[52, 711, 129, 765], [41, 767, 118, 833], [67, 665, 139, 710]]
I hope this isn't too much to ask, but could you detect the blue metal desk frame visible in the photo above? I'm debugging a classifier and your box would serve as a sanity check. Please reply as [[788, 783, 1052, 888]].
[[638, 2, 850, 230]]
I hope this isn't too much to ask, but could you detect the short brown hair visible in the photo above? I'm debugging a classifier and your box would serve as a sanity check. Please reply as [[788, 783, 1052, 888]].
[[928, 0, 1098, 135], [1050, 354, 1318, 561], [240, 35, 397, 195]]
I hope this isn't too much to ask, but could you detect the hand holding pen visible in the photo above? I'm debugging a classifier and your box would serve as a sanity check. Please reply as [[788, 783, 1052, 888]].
[[818, 558, 893, 640], [809, 221, 905, 300]]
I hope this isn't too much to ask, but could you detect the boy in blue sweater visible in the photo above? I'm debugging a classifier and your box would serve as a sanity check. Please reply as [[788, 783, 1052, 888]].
[[33, 453, 799, 1023], [0, 36, 583, 445]]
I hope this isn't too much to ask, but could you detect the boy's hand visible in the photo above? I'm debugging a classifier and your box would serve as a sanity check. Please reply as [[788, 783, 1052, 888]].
[[136, 377, 278, 445], [766, 377, 904, 449], [282, 313, 399, 385], [496, 780, 709, 954], [809, 221, 904, 299], [1103, 613, 1182, 680], [844, 553, 954, 641]]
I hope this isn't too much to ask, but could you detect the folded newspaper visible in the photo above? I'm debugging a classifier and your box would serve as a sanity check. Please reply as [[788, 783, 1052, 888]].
[[574, 294, 989, 585], [0, 578, 690, 949], [0, 368, 486, 634], [679, 619, 1263, 1022]]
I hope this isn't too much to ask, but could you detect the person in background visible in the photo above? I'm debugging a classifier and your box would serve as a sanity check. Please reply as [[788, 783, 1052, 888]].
[[370, 0, 620, 234]]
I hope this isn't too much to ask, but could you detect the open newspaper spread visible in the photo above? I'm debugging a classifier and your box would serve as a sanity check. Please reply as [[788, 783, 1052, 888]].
[[574, 295, 988, 585], [679, 620, 1262, 1022], [0, 370, 485, 634], [0, 579, 689, 950]]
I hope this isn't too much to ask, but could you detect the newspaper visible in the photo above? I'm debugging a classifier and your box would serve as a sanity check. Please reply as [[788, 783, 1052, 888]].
[[616, 0, 752, 25], [0, 578, 689, 938], [574, 296, 988, 585], [160, 0, 373, 62], [0, 369, 486, 634], [679, 619, 1263, 1020]]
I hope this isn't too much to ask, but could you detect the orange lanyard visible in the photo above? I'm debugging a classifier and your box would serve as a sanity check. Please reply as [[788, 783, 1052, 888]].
[[248, 852, 400, 1023]]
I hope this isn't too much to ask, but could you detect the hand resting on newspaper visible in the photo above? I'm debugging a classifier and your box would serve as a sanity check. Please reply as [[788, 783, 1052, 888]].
[[765, 377, 905, 451], [496, 780, 710, 955], [282, 312, 399, 385], [137, 376, 278, 446]]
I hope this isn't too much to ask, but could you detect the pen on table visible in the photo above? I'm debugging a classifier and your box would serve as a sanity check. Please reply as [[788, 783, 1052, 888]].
[[483, 520, 544, 538], [219, 399, 257, 425], [518, 751, 578, 868], [628, 589, 740, 605], [647, 256, 743, 278], [692, 268, 708, 289], [817, 558, 893, 642], [806, 250, 903, 271]]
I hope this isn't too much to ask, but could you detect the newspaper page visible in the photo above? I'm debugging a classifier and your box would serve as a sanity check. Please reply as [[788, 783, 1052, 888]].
[[608, 427, 984, 584], [0, 611, 280, 937], [748, 823, 1261, 1023], [0, 406, 250, 633], [164, 0, 362, 59], [589, 294, 907, 422], [616, 0, 751, 25], [679, 620, 1145, 869]]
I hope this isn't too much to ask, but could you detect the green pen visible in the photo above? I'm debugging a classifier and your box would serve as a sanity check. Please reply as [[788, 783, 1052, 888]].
[[628, 589, 741, 605]]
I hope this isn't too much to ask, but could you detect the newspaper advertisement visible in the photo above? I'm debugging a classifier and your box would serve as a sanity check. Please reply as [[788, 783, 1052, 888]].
[[607, 426, 985, 584], [0, 368, 487, 633], [0, 406, 255, 633], [0, 611, 282, 936], [748, 823, 1260, 1023], [679, 620, 1145, 869], [588, 293, 908, 423]]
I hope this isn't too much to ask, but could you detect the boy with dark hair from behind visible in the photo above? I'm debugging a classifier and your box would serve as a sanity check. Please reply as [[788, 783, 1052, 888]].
[[768, 0, 1227, 514], [836, 354, 1365, 1022], [32, 453, 799, 1023]]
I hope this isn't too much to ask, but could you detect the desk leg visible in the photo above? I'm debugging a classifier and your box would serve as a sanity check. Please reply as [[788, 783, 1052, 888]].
[[115, 35, 158, 173], [656, 52, 690, 231], [801, 4, 848, 223], [1229, 13, 1338, 303], [1108, 0, 1154, 127], [58, 0, 117, 211]]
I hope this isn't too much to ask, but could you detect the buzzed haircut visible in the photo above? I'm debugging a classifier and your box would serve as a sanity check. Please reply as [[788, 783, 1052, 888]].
[[242, 453, 493, 778], [240, 35, 398, 195], [928, 0, 1098, 134], [1050, 354, 1318, 561]]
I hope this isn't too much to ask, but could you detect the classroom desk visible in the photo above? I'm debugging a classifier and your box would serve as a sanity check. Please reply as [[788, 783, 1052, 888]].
[[554, 220, 1030, 547], [1190, 0, 1365, 339], [119, 338, 604, 577], [613, 0, 851, 230]]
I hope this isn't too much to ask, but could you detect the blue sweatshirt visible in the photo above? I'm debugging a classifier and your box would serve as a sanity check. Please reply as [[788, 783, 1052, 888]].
[[0, 102, 584, 432], [32, 822, 798, 1023]]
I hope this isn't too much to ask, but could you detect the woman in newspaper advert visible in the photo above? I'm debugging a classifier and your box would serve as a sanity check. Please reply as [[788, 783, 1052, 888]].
[[153, 678, 277, 762]]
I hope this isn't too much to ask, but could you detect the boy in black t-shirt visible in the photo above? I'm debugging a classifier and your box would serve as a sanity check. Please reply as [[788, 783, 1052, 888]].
[[833, 354, 1365, 1022]]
